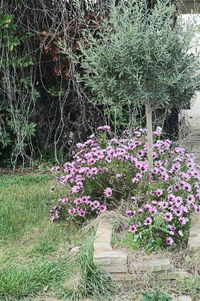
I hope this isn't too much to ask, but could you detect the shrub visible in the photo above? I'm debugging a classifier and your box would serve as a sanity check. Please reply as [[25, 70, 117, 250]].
[[50, 126, 200, 250]]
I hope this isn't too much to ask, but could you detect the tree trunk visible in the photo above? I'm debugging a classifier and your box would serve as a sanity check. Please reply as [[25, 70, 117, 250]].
[[145, 101, 153, 169]]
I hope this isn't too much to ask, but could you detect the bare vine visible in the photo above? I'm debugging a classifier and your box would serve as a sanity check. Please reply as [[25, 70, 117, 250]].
[[0, 0, 193, 167]]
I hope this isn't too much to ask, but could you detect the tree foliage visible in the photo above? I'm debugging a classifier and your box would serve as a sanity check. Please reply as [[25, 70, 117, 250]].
[[73, 0, 199, 166]]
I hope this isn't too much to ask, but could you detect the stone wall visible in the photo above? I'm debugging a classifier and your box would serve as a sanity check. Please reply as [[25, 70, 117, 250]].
[[180, 14, 200, 162]]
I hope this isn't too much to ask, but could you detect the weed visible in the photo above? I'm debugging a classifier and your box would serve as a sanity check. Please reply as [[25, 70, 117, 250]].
[[176, 277, 200, 300], [142, 287, 172, 301]]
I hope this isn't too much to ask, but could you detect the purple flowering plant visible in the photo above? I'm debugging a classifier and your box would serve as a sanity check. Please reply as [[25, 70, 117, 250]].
[[49, 126, 200, 250]]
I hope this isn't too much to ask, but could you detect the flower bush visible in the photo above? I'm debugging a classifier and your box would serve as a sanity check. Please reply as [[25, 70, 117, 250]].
[[50, 126, 200, 250]]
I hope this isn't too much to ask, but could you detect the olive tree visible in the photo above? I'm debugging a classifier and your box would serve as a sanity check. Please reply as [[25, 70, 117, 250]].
[[68, 0, 199, 168]]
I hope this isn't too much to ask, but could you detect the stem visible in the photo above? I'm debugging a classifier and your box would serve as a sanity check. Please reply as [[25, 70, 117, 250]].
[[145, 101, 153, 169]]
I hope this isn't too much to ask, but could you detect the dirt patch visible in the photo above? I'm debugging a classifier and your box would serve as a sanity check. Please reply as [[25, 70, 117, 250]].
[[0, 167, 36, 175], [0, 165, 52, 176], [168, 249, 200, 276]]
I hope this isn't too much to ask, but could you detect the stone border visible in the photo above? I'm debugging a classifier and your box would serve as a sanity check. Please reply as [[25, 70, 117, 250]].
[[93, 213, 129, 280], [188, 213, 200, 250], [93, 212, 200, 281]]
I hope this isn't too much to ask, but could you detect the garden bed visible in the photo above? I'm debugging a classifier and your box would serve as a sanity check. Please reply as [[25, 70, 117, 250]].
[[93, 211, 200, 281]]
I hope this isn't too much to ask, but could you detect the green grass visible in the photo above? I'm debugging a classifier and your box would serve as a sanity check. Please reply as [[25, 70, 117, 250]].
[[0, 259, 68, 300], [0, 173, 55, 242], [63, 234, 113, 300], [0, 173, 83, 300], [0, 173, 112, 301]]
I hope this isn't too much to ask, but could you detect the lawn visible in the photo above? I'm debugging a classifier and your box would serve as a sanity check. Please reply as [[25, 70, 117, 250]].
[[0, 173, 89, 300]]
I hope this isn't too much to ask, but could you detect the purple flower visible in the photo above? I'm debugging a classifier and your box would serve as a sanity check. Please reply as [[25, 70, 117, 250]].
[[68, 208, 76, 215], [173, 208, 183, 217], [152, 167, 160, 174], [153, 189, 163, 196], [131, 177, 139, 184], [167, 186, 173, 193], [116, 174, 122, 178], [104, 187, 112, 197], [167, 194, 176, 202], [174, 197, 183, 207], [74, 198, 83, 205], [51, 166, 60, 172], [49, 215, 58, 222], [129, 225, 137, 233], [51, 205, 61, 211], [76, 143, 84, 149], [174, 183, 180, 191], [82, 195, 90, 202], [149, 207, 158, 214], [183, 183, 192, 192], [179, 216, 188, 225], [135, 221, 141, 227], [71, 185, 81, 193], [125, 210, 134, 216], [98, 205, 107, 213], [135, 173, 142, 179], [87, 158, 96, 165], [187, 194, 195, 204], [178, 230, 183, 237], [77, 210, 86, 217], [166, 237, 174, 245], [58, 198, 68, 204], [86, 200, 93, 206], [144, 204, 152, 210], [161, 171, 169, 181], [99, 205, 107, 213], [167, 224, 176, 231], [134, 130, 141, 137], [144, 217, 153, 226], [195, 205, 200, 213], [92, 200, 100, 208], [164, 212, 173, 222], [97, 125, 111, 131]]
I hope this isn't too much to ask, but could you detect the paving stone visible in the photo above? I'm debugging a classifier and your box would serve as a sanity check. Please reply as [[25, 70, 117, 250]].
[[160, 269, 190, 280], [93, 250, 128, 266], [96, 223, 112, 232], [95, 231, 112, 243], [96, 221, 112, 228], [93, 241, 112, 252], [110, 272, 137, 281], [103, 265, 128, 273], [173, 296, 193, 301], [128, 258, 173, 273], [95, 221, 113, 244]]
